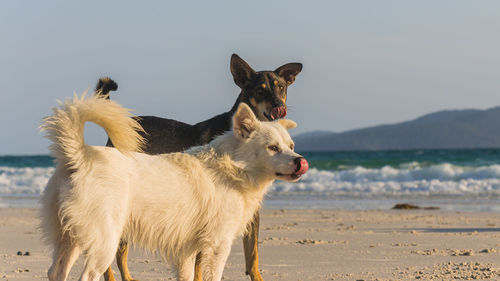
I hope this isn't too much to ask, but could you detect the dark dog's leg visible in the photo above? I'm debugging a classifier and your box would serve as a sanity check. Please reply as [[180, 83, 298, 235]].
[[104, 267, 116, 281], [243, 210, 263, 281], [193, 252, 203, 281], [103, 241, 136, 281], [116, 241, 138, 281]]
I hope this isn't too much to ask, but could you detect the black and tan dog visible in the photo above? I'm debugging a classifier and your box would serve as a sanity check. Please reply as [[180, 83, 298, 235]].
[[99, 54, 302, 281]]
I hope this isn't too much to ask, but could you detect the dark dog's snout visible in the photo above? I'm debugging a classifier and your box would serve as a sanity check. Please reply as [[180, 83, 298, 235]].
[[270, 106, 287, 120], [294, 157, 309, 176]]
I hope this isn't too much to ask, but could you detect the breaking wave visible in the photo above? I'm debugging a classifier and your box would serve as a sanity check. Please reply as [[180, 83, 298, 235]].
[[271, 163, 500, 198], [2, 163, 500, 199], [0, 166, 55, 196]]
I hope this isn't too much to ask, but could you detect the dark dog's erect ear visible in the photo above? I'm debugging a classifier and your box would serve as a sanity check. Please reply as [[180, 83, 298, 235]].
[[275, 63, 303, 85], [230, 54, 256, 89], [233, 103, 259, 139]]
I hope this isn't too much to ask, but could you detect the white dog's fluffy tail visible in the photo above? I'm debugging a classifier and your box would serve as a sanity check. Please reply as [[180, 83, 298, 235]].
[[41, 93, 144, 168]]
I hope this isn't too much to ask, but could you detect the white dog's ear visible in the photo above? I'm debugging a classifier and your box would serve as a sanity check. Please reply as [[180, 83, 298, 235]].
[[278, 119, 297, 130], [233, 103, 259, 139]]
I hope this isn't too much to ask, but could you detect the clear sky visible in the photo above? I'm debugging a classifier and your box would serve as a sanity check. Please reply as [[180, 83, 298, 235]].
[[1, 1, 500, 155]]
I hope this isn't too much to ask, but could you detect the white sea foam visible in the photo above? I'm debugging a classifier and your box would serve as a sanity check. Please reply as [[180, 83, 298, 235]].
[[2, 163, 500, 199], [271, 164, 500, 198], [0, 166, 55, 196]]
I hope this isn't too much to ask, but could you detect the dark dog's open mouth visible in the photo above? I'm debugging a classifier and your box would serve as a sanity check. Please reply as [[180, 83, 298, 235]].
[[263, 112, 272, 121], [265, 106, 287, 121]]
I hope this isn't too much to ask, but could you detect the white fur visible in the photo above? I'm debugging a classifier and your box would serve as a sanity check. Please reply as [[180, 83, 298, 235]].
[[40, 94, 304, 281]]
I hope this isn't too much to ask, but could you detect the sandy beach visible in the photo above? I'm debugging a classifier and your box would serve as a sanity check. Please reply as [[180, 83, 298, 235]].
[[1, 207, 499, 281]]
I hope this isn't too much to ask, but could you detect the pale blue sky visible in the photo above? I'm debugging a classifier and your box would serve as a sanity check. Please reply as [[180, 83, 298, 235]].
[[1, 1, 500, 155]]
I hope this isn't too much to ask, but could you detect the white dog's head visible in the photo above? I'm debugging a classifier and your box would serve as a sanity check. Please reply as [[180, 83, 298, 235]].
[[231, 103, 308, 182]]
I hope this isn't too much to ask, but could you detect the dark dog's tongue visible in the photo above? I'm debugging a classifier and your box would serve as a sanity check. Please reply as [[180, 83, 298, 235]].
[[270, 106, 287, 120]]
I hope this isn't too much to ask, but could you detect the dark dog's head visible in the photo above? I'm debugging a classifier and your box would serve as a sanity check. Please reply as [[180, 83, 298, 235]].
[[230, 54, 302, 122]]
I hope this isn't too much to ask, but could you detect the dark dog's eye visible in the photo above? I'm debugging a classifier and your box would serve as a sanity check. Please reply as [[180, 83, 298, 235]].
[[290, 143, 294, 150], [279, 86, 284, 90], [268, 145, 280, 152]]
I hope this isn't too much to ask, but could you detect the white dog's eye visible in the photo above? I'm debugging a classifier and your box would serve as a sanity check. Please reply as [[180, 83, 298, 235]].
[[268, 145, 280, 152], [290, 143, 294, 150]]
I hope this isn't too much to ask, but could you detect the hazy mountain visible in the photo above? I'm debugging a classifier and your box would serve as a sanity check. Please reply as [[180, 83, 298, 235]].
[[295, 107, 500, 151]]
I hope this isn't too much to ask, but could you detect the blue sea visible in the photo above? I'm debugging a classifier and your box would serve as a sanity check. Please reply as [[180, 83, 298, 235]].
[[1, 150, 500, 211]]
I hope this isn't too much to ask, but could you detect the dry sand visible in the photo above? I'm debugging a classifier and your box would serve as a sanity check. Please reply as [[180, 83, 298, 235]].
[[1, 208, 499, 280]]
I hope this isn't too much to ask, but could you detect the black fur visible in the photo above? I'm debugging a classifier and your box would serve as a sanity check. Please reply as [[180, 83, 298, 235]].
[[94, 77, 118, 99], [99, 53, 302, 154]]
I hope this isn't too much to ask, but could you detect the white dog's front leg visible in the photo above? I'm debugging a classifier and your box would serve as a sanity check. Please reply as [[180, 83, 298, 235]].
[[204, 242, 232, 281], [48, 234, 81, 281], [176, 252, 197, 281]]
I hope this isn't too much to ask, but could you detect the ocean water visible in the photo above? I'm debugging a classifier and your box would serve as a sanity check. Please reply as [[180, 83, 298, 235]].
[[1, 150, 500, 211]]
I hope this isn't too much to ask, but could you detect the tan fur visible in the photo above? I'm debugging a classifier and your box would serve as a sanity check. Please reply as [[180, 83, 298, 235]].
[[243, 212, 262, 281]]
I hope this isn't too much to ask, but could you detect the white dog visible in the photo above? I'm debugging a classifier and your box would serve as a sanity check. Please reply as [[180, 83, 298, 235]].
[[40, 93, 308, 281]]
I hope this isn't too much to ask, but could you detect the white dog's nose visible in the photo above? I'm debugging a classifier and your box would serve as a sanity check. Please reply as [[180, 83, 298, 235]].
[[294, 157, 309, 176]]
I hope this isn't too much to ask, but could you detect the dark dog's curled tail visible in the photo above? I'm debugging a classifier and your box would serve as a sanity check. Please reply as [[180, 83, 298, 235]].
[[95, 77, 118, 99]]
